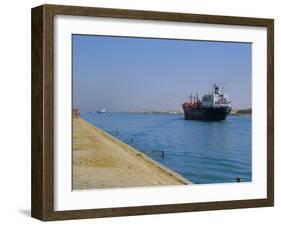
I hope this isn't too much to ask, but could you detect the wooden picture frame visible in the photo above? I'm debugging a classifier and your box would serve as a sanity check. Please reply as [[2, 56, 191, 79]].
[[31, 4, 274, 221]]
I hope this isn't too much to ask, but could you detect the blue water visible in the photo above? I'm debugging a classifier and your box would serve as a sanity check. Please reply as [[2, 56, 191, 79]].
[[81, 112, 252, 184]]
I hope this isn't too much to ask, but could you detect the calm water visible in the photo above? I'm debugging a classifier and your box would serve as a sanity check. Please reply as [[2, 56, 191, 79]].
[[81, 112, 252, 184]]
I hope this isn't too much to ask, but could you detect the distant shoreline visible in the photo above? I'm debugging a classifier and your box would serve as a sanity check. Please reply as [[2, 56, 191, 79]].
[[230, 108, 252, 116], [80, 108, 252, 116]]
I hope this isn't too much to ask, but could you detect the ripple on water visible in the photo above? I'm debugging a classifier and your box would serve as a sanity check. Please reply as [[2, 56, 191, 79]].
[[81, 113, 252, 184]]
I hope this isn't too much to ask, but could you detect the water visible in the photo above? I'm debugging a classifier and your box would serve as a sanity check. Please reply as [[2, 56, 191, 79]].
[[81, 112, 252, 184]]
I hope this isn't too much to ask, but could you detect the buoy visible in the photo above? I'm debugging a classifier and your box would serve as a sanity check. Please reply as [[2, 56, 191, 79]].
[[161, 150, 165, 159], [236, 177, 242, 182]]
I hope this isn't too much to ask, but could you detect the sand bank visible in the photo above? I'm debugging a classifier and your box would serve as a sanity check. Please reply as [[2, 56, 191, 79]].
[[73, 118, 192, 189]]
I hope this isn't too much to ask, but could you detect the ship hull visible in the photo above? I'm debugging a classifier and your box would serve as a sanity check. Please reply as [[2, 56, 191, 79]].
[[183, 107, 231, 121]]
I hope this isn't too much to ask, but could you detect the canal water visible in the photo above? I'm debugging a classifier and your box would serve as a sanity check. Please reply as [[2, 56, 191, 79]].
[[81, 112, 252, 184]]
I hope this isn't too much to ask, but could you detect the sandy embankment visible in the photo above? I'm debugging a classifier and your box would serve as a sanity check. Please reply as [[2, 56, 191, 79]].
[[73, 118, 192, 190]]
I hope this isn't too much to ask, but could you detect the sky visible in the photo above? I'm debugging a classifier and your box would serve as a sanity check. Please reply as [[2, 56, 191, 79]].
[[73, 35, 252, 112]]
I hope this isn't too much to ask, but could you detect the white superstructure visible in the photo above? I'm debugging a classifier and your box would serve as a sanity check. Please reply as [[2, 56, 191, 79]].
[[201, 84, 231, 108]]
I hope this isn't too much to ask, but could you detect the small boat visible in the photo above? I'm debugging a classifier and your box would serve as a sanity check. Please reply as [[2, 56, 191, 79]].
[[97, 108, 106, 113]]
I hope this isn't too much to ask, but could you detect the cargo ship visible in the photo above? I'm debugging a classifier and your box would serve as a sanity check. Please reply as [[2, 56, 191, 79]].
[[182, 84, 232, 120]]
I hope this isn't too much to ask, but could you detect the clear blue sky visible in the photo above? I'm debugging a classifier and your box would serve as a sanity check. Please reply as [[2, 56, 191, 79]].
[[73, 35, 251, 111]]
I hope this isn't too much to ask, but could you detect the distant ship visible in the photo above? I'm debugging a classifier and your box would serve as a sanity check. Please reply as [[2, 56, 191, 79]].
[[97, 108, 106, 113], [182, 84, 232, 121]]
